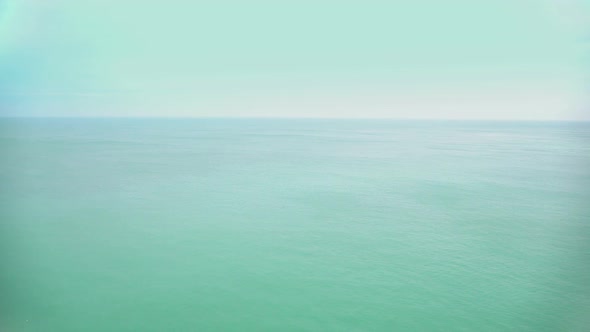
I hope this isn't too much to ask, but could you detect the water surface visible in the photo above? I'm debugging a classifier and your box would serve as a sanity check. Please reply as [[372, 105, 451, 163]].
[[1, 118, 589, 331]]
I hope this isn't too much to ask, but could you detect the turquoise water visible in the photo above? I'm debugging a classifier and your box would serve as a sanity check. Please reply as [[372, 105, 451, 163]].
[[1, 118, 589, 331]]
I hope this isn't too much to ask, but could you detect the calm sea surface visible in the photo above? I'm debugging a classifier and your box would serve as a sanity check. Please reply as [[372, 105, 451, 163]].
[[1, 118, 589, 331]]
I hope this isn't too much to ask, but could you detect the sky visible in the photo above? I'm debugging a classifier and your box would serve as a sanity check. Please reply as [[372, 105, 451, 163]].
[[0, 0, 588, 119]]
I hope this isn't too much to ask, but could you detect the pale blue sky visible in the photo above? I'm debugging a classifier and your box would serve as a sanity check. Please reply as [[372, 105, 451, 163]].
[[1, 0, 588, 119]]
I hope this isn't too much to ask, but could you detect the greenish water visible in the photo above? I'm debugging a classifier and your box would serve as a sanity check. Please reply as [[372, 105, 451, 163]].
[[1, 118, 589, 331]]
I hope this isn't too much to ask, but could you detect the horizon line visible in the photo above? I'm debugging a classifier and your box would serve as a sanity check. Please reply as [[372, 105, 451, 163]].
[[0, 115, 589, 122]]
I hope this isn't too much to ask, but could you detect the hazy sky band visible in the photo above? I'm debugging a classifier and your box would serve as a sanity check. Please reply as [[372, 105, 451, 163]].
[[0, 0, 588, 119]]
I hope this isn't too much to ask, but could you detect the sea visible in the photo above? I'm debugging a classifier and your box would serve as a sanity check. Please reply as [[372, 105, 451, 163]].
[[1, 118, 589, 331]]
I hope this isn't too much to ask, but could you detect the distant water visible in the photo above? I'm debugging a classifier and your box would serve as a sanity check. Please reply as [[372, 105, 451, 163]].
[[1, 118, 589, 331]]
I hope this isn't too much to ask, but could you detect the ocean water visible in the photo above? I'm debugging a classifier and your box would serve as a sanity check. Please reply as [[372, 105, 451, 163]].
[[1, 118, 589, 331]]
